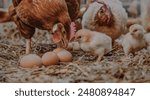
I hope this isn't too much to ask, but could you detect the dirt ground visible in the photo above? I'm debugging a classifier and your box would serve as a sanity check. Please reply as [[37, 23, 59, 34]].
[[0, 23, 150, 83]]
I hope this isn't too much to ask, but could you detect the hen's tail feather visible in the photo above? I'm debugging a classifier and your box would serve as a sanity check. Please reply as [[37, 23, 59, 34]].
[[0, 9, 12, 23]]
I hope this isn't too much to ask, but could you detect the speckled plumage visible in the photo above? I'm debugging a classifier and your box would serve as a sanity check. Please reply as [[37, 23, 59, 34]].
[[9, 0, 80, 39], [82, 0, 128, 40]]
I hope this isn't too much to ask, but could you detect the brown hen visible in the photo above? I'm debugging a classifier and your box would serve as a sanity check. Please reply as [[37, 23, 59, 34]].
[[0, 0, 80, 54]]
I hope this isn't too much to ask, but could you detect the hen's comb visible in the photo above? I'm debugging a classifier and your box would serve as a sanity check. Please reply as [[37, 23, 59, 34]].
[[69, 22, 77, 41]]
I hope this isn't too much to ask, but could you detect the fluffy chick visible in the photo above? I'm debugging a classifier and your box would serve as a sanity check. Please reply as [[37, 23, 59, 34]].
[[122, 24, 147, 56], [75, 29, 112, 61], [144, 33, 150, 53]]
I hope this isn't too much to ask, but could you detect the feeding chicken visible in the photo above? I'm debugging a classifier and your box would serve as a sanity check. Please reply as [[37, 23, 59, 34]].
[[121, 24, 147, 56], [75, 29, 112, 62], [0, 0, 80, 54], [82, 0, 128, 41]]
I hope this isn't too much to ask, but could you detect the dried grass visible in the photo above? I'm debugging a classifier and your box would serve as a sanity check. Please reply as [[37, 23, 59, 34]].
[[0, 23, 150, 83]]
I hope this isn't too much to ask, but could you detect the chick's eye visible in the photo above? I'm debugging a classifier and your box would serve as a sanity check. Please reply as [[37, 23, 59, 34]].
[[78, 36, 82, 39], [133, 29, 138, 32]]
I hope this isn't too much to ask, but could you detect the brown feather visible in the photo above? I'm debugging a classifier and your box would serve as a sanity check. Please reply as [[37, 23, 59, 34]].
[[65, 0, 80, 21], [8, 0, 80, 40]]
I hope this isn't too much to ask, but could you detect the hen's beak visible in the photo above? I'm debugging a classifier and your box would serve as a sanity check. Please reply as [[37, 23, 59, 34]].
[[52, 31, 69, 48], [106, 12, 111, 23]]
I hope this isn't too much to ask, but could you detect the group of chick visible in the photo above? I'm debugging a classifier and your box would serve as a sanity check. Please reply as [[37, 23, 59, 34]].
[[69, 24, 150, 62], [20, 24, 150, 68]]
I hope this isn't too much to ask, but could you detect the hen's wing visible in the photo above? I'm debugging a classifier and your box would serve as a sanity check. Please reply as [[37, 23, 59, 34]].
[[11, 0, 35, 39], [14, 15, 35, 39], [65, 0, 80, 21]]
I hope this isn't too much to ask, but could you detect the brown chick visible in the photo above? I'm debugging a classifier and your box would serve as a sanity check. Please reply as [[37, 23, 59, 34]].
[[121, 24, 147, 56], [75, 29, 112, 62]]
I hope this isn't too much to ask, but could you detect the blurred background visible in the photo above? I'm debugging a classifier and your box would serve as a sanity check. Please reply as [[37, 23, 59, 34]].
[[0, 0, 11, 8], [0, 0, 143, 17]]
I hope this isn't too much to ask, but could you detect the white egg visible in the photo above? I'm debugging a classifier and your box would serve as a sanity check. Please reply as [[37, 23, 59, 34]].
[[53, 48, 73, 62], [20, 54, 42, 68], [42, 52, 59, 66]]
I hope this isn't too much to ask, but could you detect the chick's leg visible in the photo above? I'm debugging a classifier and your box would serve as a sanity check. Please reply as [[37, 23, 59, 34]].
[[26, 39, 31, 54], [95, 47, 105, 63], [14, 16, 35, 54], [123, 46, 131, 57]]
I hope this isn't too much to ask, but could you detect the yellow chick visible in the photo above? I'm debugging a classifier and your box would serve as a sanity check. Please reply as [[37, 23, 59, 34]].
[[75, 29, 112, 61], [122, 24, 147, 56]]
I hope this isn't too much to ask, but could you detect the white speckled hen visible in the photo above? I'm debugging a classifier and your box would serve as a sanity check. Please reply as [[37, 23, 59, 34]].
[[82, 0, 128, 41]]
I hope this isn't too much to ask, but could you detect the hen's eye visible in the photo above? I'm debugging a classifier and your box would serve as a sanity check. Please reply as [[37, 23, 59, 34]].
[[101, 10, 104, 13], [99, 9, 104, 14], [63, 30, 66, 34]]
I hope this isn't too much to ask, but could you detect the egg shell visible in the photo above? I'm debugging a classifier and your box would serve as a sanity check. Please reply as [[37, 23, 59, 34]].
[[20, 54, 42, 68], [53, 48, 64, 53], [57, 49, 73, 62], [42, 52, 59, 66]]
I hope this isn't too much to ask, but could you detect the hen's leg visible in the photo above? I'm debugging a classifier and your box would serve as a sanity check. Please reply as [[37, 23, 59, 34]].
[[13, 16, 35, 54], [26, 39, 32, 54]]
